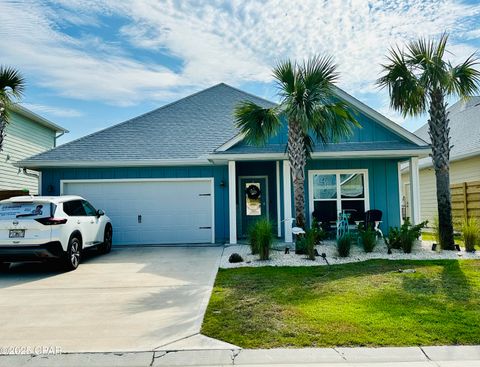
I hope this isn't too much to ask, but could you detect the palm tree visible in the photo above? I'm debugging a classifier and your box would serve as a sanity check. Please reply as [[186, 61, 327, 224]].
[[235, 56, 359, 229], [0, 66, 25, 152], [377, 34, 480, 250]]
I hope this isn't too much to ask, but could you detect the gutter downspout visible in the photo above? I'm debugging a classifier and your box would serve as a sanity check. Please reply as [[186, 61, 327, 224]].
[[54, 131, 66, 147], [22, 168, 40, 195], [23, 168, 39, 180]]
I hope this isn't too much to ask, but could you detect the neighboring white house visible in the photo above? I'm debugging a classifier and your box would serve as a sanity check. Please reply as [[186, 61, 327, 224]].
[[402, 97, 480, 225], [0, 105, 67, 195]]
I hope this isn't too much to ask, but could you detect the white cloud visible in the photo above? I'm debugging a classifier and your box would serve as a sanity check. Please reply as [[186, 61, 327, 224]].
[[21, 103, 83, 118], [1, 0, 479, 111]]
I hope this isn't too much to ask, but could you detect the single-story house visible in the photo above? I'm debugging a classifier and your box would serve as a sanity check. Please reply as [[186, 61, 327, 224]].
[[18, 83, 430, 245], [0, 105, 67, 197], [402, 97, 480, 225]]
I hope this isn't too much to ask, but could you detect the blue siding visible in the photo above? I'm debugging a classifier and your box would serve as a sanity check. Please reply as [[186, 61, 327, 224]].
[[257, 106, 404, 147], [304, 159, 402, 233], [40, 158, 403, 243], [41, 166, 230, 243]]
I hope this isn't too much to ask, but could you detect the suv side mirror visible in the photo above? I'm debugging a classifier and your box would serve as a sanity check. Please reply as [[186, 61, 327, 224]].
[[96, 209, 105, 217]]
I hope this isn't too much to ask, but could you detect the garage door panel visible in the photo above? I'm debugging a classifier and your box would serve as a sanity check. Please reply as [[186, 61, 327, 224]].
[[63, 180, 214, 245]]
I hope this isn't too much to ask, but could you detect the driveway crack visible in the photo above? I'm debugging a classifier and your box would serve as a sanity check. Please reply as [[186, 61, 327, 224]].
[[420, 347, 440, 366], [333, 348, 347, 361], [150, 351, 167, 366], [231, 349, 241, 365]]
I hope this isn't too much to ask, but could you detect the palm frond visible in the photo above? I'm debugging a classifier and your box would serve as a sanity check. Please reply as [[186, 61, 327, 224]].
[[272, 60, 296, 98], [405, 34, 450, 90], [234, 101, 281, 146], [303, 133, 315, 157], [310, 101, 360, 144], [446, 53, 480, 97], [0, 66, 25, 99], [301, 55, 338, 91], [283, 55, 339, 133], [377, 47, 427, 116]]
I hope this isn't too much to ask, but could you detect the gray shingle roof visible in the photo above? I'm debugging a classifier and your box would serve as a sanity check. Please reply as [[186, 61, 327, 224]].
[[20, 83, 275, 164], [415, 96, 480, 163]]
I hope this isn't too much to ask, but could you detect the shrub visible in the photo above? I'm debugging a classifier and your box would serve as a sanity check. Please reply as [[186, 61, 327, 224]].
[[462, 218, 479, 252], [385, 226, 402, 250], [301, 228, 318, 260], [337, 233, 353, 257], [228, 253, 244, 263], [248, 225, 259, 255], [384, 218, 427, 254], [358, 224, 377, 253], [251, 218, 274, 261], [295, 221, 326, 257]]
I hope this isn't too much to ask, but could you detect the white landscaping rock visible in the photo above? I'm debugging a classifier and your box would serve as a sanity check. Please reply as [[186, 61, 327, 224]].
[[220, 239, 480, 269]]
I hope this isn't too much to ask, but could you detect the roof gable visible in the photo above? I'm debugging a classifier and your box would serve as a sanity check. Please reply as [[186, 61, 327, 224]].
[[11, 105, 67, 133], [217, 85, 429, 153], [220, 88, 429, 155]]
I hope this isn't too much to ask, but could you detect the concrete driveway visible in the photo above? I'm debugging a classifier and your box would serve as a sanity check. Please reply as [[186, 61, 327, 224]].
[[0, 246, 223, 353]]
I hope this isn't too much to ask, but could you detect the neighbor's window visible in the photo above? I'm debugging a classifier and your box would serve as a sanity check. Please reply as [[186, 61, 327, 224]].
[[312, 171, 367, 222]]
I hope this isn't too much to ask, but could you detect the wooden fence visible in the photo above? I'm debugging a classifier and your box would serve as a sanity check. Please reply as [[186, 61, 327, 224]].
[[0, 190, 29, 201], [451, 180, 480, 224]]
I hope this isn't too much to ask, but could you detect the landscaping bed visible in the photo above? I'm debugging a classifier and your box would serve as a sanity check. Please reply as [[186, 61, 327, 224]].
[[202, 259, 480, 348], [220, 240, 480, 268]]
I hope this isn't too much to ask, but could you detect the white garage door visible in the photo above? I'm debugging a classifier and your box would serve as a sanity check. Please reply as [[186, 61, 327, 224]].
[[62, 179, 214, 245]]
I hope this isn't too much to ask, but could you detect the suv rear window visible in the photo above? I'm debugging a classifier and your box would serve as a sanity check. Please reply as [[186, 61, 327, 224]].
[[0, 202, 53, 219]]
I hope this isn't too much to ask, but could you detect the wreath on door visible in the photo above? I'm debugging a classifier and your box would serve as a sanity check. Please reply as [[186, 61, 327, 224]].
[[246, 184, 261, 200]]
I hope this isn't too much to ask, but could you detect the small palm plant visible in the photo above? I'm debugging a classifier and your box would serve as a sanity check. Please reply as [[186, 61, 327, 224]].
[[0, 66, 25, 152], [235, 56, 359, 229], [377, 34, 480, 250]]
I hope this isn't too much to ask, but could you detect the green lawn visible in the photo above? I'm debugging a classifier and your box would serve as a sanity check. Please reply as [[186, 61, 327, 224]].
[[202, 260, 480, 348], [421, 232, 465, 246]]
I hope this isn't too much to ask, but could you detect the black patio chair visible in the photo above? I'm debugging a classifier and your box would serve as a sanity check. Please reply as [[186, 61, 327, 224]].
[[364, 209, 383, 237]]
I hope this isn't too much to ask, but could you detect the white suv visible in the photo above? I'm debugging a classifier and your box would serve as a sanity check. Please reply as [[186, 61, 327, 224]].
[[0, 195, 112, 271]]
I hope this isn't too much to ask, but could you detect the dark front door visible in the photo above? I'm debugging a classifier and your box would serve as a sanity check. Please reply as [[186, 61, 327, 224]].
[[239, 177, 268, 237]]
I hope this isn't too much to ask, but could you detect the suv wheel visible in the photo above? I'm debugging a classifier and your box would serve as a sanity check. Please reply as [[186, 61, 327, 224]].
[[63, 236, 82, 271], [98, 225, 112, 254]]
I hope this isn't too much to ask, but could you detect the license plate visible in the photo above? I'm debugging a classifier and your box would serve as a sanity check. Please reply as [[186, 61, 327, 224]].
[[9, 229, 25, 238]]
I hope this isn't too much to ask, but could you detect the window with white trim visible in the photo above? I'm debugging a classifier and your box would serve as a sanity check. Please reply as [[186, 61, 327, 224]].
[[311, 170, 368, 222]]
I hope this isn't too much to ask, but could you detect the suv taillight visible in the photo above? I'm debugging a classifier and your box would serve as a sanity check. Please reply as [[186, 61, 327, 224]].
[[35, 217, 68, 225]]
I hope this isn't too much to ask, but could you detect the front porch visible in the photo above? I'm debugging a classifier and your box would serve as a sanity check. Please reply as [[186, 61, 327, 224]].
[[226, 157, 422, 245]]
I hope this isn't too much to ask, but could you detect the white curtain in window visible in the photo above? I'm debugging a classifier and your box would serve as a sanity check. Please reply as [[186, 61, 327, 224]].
[[340, 174, 364, 198]]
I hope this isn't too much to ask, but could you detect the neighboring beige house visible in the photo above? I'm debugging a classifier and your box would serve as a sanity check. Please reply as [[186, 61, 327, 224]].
[[402, 97, 480, 226], [0, 105, 67, 195]]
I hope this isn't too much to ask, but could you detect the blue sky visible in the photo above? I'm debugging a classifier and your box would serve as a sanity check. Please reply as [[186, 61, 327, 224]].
[[1, 0, 480, 144]]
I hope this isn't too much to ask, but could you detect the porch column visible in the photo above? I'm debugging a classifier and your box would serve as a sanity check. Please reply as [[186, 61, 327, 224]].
[[276, 161, 281, 237], [409, 156, 421, 224], [283, 160, 293, 243], [228, 160, 237, 244], [397, 161, 404, 224]]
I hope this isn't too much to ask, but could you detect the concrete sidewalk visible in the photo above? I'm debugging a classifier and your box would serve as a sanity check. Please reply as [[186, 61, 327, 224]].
[[2, 345, 479, 366]]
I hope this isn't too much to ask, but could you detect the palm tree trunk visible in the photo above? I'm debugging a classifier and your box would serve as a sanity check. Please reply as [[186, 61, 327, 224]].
[[0, 114, 5, 153], [287, 119, 306, 229], [428, 89, 455, 250]]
